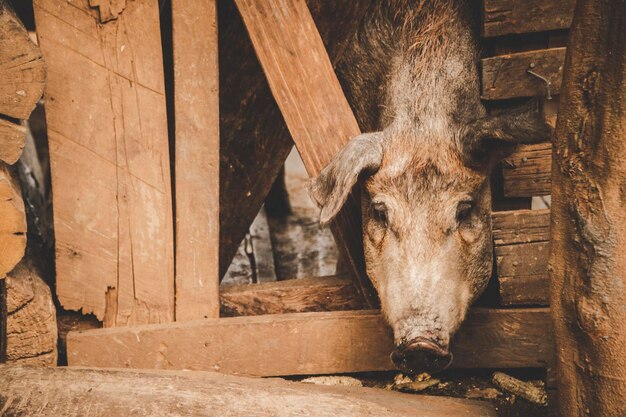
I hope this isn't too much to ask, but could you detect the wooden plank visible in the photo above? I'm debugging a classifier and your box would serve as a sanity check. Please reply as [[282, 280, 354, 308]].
[[502, 143, 552, 198], [67, 308, 554, 375], [0, 365, 497, 417], [0, 163, 26, 278], [234, 0, 376, 307], [172, 0, 220, 321], [492, 209, 550, 245], [33, 0, 174, 326], [0, 0, 45, 165], [493, 210, 550, 306], [220, 275, 365, 317], [218, 1, 370, 280], [0, 0, 46, 121], [481, 48, 566, 100], [482, 0, 576, 37]]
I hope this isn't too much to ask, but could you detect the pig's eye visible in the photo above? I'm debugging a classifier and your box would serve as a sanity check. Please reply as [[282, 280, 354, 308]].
[[456, 200, 474, 224], [371, 202, 389, 227]]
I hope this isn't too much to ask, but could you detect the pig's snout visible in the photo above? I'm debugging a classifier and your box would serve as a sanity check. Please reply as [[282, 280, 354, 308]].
[[390, 338, 452, 374]]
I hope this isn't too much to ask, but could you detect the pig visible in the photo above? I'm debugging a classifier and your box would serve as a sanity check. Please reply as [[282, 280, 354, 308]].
[[310, 0, 551, 373]]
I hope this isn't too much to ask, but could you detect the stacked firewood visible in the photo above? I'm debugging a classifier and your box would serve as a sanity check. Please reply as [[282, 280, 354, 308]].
[[0, 0, 56, 365]]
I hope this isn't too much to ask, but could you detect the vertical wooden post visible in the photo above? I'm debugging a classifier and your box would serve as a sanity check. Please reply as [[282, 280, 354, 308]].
[[234, 0, 378, 307], [550, 0, 626, 416], [172, 0, 220, 320]]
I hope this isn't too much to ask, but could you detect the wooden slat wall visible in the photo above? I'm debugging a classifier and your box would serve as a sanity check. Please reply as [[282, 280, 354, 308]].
[[33, 0, 174, 326], [67, 308, 553, 375], [502, 143, 552, 198], [172, 0, 220, 320], [481, 48, 566, 100], [482, 0, 576, 37], [492, 210, 550, 306], [234, 0, 376, 307]]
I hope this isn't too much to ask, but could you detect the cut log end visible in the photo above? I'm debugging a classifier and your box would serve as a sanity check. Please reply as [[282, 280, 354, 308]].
[[5, 261, 57, 366]]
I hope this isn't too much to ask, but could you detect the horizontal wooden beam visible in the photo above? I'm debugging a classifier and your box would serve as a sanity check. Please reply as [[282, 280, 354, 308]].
[[220, 275, 365, 317], [482, 48, 566, 100], [0, 365, 497, 417], [67, 308, 553, 375], [492, 210, 550, 306], [482, 0, 575, 37], [502, 143, 552, 198]]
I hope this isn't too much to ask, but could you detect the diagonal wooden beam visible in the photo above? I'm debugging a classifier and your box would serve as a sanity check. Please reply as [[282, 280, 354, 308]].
[[234, 0, 377, 307]]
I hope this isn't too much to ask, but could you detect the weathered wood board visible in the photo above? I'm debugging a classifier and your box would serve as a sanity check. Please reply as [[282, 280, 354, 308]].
[[67, 308, 553, 375], [234, 0, 376, 306], [0, 163, 26, 278], [492, 210, 550, 306], [0, 366, 497, 417], [482, 0, 576, 37], [172, 0, 220, 321], [220, 275, 365, 316], [33, 0, 174, 326], [0, 0, 46, 121], [481, 48, 566, 100], [502, 143, 552, 198]]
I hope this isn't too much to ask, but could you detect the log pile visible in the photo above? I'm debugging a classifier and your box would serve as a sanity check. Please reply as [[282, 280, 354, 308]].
[[5, 262, 57, 366], [0, 0, 48, 365]]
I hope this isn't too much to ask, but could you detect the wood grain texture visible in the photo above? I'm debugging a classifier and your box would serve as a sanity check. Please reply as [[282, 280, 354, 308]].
[[0, 0, 45, 165], [220, 275, 365, 317], [218, 1, 370, 280], [502, 143, 552, 198], [482, 0, 576, 37], [67, 308, 553, 375], [33, 0, 174, 326], [5, 262, 57, 366], [234, 0, 376, 307], [172, 0, 220, 321], [0, 119, 26, 165], [493, 210, 550, 306], [550, 0, 626, 414], [0, 0, 46, 121], [0, 163, 26, 278], [481, 48, 566, 100], [492, 209, 551, 245], [0, 365, 497, 417]]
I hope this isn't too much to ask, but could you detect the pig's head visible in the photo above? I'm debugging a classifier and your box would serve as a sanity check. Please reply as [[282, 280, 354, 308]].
[[311, 106, 551, 373]]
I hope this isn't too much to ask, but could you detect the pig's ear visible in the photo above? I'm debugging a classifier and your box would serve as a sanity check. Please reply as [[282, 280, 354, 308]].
[[310, 132, 384, 225], [462, 102, 552, 170]]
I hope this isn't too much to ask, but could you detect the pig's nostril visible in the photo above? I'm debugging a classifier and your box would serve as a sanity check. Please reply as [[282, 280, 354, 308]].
[[390, 338, 453, 374]]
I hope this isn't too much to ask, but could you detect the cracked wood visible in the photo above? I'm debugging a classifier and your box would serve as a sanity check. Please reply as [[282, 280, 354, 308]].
[[481, 48, 566, 100], [33, 0, 174, 326], [172, 0, 220, 321], [0, 163, 26, 278], [0, 0, 46, 164], [482, 0, 576, 37], [0, 365, 497, 417]]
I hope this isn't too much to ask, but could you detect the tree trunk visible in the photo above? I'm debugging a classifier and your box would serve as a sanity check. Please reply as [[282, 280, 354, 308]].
[[550, 0, 626, 416], [0, 365, 497, 417]]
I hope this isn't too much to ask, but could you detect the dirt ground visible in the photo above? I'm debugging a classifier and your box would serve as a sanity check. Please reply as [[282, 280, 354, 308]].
[[290, 368, 554, 417]]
